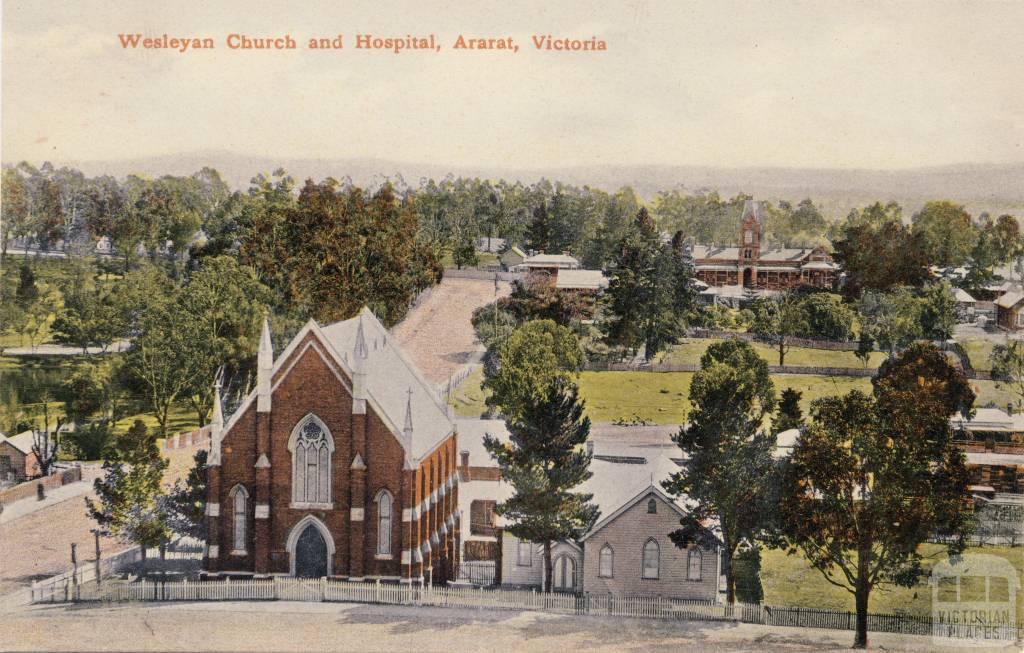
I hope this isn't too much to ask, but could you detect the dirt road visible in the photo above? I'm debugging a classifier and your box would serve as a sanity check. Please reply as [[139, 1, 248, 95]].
[[2, 600, 1006, 653], [392, 276, 510, 385]]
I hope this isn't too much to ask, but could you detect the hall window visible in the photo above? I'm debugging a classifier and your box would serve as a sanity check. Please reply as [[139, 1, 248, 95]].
[[642, 539, 660, 579]]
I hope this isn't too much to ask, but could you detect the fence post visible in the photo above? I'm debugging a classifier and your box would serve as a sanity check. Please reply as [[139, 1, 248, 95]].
[[608, 592, 613, 615]]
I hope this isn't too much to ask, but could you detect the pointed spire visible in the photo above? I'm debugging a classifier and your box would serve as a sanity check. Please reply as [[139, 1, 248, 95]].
[[354, 317, 369, 362], [351, 315, 368, 413], [403, 387, 414, 440], [208, 376, 224, 466], [257, 317, 273, 413]]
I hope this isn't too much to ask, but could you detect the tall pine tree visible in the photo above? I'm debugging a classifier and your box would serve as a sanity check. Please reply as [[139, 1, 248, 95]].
[[483, 378, 598, 592], [602, 210, 694, 360], [664, 340, 778, 604]]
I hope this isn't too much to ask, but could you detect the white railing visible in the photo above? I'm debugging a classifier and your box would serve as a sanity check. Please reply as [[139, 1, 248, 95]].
[[28, 577, 1024, 643], [33, 576, 749, 622]]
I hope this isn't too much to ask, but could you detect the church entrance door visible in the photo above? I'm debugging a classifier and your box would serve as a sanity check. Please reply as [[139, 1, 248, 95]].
[[294, 524, 328, 578]]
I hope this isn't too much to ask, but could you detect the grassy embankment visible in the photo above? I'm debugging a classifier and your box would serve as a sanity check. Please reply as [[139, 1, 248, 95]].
[[449, 358, 1015, 424], [760, 544, 1024, 623]]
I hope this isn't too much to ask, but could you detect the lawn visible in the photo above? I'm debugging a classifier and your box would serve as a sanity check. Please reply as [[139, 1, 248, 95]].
[[452, 368, 1019, 424], [760, 544, 1024, 622], [448, 366, 489, 417], [658, 338, 888, 369], [111, 403, 199, 439], [961, 338, 997, 372]]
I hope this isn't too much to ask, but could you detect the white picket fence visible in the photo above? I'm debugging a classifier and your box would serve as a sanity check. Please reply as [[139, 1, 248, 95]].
[[28, 577, 1024, 641], [34, 576, 743, 620]]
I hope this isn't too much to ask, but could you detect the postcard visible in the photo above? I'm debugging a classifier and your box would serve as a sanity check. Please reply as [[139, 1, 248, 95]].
[[2, 2, 1022, 651]]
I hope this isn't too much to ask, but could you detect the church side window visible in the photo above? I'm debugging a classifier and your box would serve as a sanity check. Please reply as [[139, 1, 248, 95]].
[[376, 490, 393, 556], [230, 485, 248, 554]]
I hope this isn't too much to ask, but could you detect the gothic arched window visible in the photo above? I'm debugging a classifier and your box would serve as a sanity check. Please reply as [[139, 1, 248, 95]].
[[376, 490, 393, 556], [230, 484, 249, 554], [642, 539, 660, 579], [289, 415, 335, 506]]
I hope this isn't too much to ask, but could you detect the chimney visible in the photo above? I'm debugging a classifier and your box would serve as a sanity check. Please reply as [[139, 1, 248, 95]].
[[1008, 403, 1014, 416], [256, 317, 273, 413]]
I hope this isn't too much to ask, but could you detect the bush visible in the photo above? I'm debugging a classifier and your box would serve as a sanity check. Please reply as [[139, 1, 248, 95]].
[[67, 420, 114, 460], [733, 547, 764, 603]]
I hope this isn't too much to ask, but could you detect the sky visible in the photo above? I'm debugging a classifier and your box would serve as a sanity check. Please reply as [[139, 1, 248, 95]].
[[2, 0, 1023, 171]]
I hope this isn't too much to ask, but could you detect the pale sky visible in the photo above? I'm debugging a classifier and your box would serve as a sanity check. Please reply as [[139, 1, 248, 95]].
[[3, 0, 1023, 170]]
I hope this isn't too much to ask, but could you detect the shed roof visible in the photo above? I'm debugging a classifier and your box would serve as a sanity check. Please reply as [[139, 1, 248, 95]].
[[0, 430, 35, 455], [519, 253, 580, 268], [996, 292, 1024, 309], [554, 269, 608, 290]]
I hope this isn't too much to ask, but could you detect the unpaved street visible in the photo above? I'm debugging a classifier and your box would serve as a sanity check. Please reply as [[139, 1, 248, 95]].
[[1, 600, 1014, 653], [392, 276, 510, 385]]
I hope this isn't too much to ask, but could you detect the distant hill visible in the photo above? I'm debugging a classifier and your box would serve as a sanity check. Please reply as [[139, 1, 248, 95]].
[[37, 151, 1024, 219]]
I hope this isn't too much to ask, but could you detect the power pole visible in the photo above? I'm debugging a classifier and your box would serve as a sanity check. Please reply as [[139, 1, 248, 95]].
[[95, 531, 102, 587]]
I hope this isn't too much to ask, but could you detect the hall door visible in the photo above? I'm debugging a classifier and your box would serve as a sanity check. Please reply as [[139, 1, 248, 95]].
[[553, 555, 576, 592], [294, 524, 328, 578]]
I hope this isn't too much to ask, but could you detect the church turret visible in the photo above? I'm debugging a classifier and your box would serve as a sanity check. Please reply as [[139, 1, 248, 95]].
[[208, 378, 224, 466], [403, 387, 414, 442], [352, 316, 369, 415], [254, 317, 273, 573], [257, 318, 273, 413], [205, 376, 224, 569]]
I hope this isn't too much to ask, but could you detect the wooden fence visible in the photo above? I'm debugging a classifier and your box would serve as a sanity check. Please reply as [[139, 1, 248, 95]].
[[442, 268, 521, 282], [686, 329, 860, 351], [32, 577, 1023, 642], [585, 361, 876, 377]]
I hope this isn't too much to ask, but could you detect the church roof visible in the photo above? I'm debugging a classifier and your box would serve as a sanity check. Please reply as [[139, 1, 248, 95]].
[[321, 308, 456, 461]]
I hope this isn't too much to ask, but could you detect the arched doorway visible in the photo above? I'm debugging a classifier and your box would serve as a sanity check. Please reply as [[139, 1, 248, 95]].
[[287, 515, 335, 577], [295, 525, 328, 578], [742, 268, 752, 287], [552, 555, 576, 592]]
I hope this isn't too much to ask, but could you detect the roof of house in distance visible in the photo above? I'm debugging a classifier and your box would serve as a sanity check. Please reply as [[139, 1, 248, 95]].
[[319, 308, 455, 460], [554, 269, 608, 290], [0, 430, 35, 455], [951, 407, 1024, 432], [518, 253, 580, 268], [995, 291, 1024, 309], [455, 418, 509, 467], [953, 287, 977, 303]]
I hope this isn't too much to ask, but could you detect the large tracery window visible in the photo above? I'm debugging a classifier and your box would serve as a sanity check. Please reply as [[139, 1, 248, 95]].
[[289, 415, 335, 506]]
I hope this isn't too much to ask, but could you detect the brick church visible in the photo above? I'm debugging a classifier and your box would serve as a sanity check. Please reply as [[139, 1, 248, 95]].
[[204, 308, 460, 583], [692, 200, 838, 291]]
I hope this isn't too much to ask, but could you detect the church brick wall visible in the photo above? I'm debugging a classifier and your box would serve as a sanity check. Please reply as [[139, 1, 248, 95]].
[[206, 329, 458, 583]]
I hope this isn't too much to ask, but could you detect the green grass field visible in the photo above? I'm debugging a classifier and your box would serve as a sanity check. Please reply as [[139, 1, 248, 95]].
[[657, 338, 888, 369], [961, 338, 997, 372], [451, 368, 1017, 424], [760, 544, 1024, 622]]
